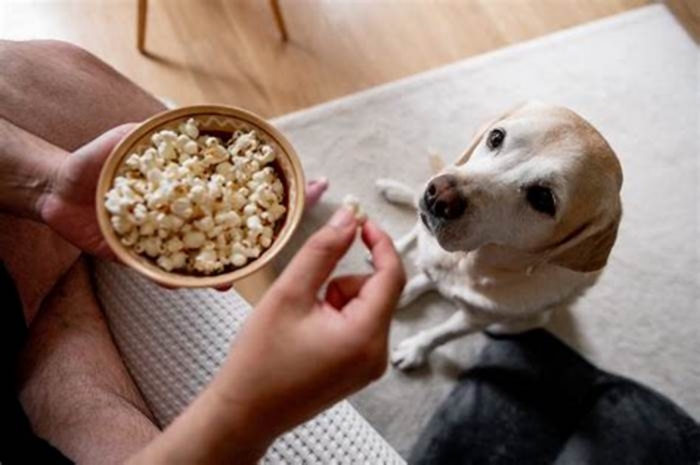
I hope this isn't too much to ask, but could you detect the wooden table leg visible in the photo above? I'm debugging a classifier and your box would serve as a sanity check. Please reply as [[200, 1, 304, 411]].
[[137, 0, 148, 53], [269, 0, 288, 42]]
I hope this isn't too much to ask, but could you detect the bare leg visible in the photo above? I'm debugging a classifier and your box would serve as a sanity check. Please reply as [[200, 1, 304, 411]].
[[0, 39, 165, 321], [0, 40, 164, 151], [0, 40, 165, 458], [17, 259, 159, 464], [375, 178, 418, 208], [391, 308, 487, 370], [397, 271, 435, 309]]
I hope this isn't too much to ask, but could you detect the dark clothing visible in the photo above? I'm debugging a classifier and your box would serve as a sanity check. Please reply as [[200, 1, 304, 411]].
[[0, 263, 73, 464], [410, 329, 700, 465]]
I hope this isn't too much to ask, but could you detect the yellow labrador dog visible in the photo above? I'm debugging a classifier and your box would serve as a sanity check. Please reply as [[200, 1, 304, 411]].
[[376, 102, 623, 370]]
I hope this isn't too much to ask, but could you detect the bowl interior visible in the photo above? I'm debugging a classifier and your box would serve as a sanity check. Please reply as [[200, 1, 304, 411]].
[[96, 106, 305, 288]]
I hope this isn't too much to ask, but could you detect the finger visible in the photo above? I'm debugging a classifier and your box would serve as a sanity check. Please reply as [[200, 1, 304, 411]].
[[346, 220, 406, 327], [324, 274, 370, 310], [274, 206, 358, 305], [305, 177, 329, 208], [215, 284, 233, 292], [71, 123, 138, 180]]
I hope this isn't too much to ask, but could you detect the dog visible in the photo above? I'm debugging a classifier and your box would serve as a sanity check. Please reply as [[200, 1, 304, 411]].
[[376, 102, 623, 370]]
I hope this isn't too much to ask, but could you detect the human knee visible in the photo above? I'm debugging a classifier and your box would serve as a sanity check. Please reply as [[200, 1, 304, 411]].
[[37, 39, 102, 67], [0, 39, 102, 82]]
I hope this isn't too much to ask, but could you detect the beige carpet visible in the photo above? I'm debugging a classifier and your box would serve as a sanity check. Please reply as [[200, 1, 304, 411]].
[[274, 5, 699, 456]]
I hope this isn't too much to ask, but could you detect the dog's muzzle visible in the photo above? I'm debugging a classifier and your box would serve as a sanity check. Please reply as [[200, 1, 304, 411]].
[[422, 174, 467, 221]]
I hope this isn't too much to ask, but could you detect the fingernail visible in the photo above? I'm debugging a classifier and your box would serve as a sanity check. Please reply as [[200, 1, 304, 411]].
[[329, 206, 355, 229]]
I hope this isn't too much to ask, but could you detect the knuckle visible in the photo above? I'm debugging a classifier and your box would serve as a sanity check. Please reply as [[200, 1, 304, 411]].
[[278, 286, 301, 303], [267, 282, 300, 305]]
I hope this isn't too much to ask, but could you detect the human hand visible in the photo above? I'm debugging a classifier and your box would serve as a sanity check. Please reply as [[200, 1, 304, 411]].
[[39, 124, 136, 259], [133, 207, 405, 463], [218, 207, 406, 437]]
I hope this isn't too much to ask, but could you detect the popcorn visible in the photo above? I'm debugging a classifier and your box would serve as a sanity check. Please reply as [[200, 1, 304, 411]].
[[111, 215, 133, 235], [342, 194, 367, 224], [106, 118, 286, 274], [179, 118, 200, 139], [231, 253, 247, 267], [215, 211, 241, 227], [171, 198, 193, 219], [183, 231, 206, 249], [194, 216, 215, 232], [164, 237, 184, 253]]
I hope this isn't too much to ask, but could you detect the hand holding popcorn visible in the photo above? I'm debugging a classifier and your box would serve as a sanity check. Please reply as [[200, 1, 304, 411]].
[[37, 121, 328, 267], [40, 124, 138, 259]]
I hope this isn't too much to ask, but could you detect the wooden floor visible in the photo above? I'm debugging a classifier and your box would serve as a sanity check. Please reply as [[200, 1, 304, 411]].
[[5, 0, 689, 302], [1, 0, 656, 121]]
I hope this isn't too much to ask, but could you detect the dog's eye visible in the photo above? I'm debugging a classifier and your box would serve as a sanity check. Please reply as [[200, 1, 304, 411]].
[[486, 128, 506, 150], [526, 185, 556, 217]]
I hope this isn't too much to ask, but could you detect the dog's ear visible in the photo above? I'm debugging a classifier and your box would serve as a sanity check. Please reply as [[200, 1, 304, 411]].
[[546, 207, 622, 272], [455, 102, 529, 165]]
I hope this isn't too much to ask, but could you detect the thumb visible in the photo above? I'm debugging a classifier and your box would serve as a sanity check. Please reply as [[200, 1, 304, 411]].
[[71, 123, 137, 181], [273, 206, 358, 305]]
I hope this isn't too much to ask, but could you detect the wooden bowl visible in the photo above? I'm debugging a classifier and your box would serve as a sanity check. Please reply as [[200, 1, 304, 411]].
[[96, 105, 305, 288]]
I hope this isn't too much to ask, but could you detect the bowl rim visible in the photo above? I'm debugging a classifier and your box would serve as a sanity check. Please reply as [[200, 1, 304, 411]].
[[95, 104, 305, 288]]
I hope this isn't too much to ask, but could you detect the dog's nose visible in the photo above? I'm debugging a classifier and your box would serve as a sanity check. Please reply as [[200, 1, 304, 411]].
[[424, 175, 466, 219]]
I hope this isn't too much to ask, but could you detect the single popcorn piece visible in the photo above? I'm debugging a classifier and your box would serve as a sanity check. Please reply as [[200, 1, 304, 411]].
[[342, 194, 367, 224], [180, 118, 199, 140], [183, 231, 206, 249], [105, 118, 288, 275], [194, 248, 221, 274], [231, 253, 248, 267]]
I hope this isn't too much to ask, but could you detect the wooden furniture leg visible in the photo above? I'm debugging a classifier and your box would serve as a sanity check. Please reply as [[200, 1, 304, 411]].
[[269, 0, 288, 42], [137, 0, 287, 52], [137, 0, 148, 53]]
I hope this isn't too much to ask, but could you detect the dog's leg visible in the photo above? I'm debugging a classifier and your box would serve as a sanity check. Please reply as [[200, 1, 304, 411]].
[[394, 223, 419, 257], [375, 178, 418, 209], [391, 307, 487, 370], [397, 272, 435, 309], [366, 223, 419, 265]]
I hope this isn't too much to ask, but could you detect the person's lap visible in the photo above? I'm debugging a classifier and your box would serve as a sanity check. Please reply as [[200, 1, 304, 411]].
[[0, 39, 165, 462]]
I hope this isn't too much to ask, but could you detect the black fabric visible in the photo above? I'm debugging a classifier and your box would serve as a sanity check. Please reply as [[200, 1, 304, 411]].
[[410, 329, 700, 465], [0, 263, 74, 465]]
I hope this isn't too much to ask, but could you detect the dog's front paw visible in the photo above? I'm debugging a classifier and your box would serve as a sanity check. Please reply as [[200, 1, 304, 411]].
[[375, 179, 407, 203], [391, 336, 429, 370]]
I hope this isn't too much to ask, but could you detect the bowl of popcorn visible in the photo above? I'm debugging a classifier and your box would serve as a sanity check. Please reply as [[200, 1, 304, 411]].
[[96, 105, 305, 288]]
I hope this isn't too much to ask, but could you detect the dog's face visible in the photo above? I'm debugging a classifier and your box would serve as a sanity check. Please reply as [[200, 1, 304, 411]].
[[420, 102, 623, 272]]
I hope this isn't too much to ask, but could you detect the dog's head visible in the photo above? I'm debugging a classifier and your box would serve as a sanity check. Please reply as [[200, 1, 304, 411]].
[[420, 102, 623, 272]]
